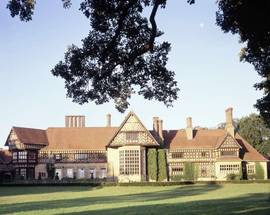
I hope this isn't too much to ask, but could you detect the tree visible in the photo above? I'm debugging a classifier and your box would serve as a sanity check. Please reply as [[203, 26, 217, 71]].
[[157, 149, 167, 181], [6, 0, 184, 112], [6, 1, 270, 119], [147, 148, 157, 181], [237, 114, 270, 157], [216, 0, 270, 126]]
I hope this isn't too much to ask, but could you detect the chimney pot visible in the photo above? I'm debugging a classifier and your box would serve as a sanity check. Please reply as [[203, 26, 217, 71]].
[[158, 119, 164, 141], [106, 114, 111, 127], [225, 107, 235, 137], [65, 115, 85, 127], [186, 117, 193, 140]]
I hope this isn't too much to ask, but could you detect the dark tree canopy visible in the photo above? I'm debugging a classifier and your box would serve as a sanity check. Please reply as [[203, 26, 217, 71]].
[[216, 0, 270, 126], [6, 1, 270, 119], [237, 114, 270, 157]]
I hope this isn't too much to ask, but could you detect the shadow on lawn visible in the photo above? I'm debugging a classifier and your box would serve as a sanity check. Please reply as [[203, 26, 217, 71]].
[[0, 185, 100, 197], [0, 184, 221, 214], [60, 193, 270, 215]]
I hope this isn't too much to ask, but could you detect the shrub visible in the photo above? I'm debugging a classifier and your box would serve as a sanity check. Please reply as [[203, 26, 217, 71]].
[[184, 162, 198, 181], [46, 163, 55, 179], [247, 174, 256, 180], [226, 173, 240, 180], [255, 162, 264, 179], [157, 149, 168, 181], [170, 174, 184, 181], [147, 148, 157, 181]]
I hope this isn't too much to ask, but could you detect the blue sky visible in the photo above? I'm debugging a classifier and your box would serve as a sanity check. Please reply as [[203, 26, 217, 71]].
[[0, 0, 262, 147]]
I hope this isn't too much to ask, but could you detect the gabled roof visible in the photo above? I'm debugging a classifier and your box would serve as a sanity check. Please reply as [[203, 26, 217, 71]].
[[107, 111, 159, 147], [216, 133, 242, 149], [164, 129, 227, 149], [44, 127, 118, 151], [163, 129, 267, 162], [6, 127, 48, 146], [235, 133, 267, 161]]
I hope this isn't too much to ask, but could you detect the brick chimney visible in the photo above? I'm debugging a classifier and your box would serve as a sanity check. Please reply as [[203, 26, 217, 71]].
[[186, 117, 193, 140], [153, 117, 159, 133], [225, 107, 235, 137], [106, 114, 111, 127], [65, 115, 85, 128], [158, 119, 164, 141]]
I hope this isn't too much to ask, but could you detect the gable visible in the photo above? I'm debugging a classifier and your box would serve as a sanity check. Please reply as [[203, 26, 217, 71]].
[[218, 135, 241, 149], [5, 129, 25, 150], [108, 112, 159, 147]]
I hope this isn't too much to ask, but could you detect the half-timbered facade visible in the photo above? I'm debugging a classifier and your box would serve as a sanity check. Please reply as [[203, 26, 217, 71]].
[[2, 108, 268, 181]]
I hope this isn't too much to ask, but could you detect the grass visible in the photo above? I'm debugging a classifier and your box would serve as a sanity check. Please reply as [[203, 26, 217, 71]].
[[0, 184, 269, 215]]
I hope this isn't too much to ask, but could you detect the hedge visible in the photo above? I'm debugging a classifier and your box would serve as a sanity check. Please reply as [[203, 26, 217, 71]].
[[255, 162, 264, 179], [157, 149, 168, 181], [184, 162, 198, 181], [147, 148, 157, 181]]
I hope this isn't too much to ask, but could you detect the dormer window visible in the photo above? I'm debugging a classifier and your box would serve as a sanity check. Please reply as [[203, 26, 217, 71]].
[[221, 150, 237, 157], [126, 132, 138, 142]]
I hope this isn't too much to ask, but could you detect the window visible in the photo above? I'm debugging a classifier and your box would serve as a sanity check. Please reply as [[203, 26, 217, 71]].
[[67, 168, 73, 178], [221, 151, 237, 157], [201, 152, 207, 158], [220, 164, 240, 173], [75, 153, 88, 160], [20, 168, 27, 178], [100, 168, 107, 178], [119, 150, 140, 175], [172, 167, 184, 175], [12, 152, 17, 161], [247, 164, 255, 174], [171, 152, 184, 159], [126, 132, 139, 142], [18, 151, 27, 161], [55, 154, 62, 161]]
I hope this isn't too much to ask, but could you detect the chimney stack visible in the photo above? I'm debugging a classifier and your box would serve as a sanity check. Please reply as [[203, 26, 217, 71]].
[[186, 117, 193, 140], [65, 115, 85, 128], [153, 117, 159, 133], [106, 114, 111, 127], [158, 119, 164, 141], [225, 107, 235, 137]]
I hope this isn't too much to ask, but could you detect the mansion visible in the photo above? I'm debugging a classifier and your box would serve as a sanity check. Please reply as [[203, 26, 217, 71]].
[[0, 108, 268, 182]]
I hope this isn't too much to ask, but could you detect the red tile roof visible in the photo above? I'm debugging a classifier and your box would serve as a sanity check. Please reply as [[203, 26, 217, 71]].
[[7, 126, 267, 162], [12, 127, 48, 145], [163, 129, 227, 149], [43, 127, 118, 151], [235, 133, 267, 161], [163, 129, 267, 161]]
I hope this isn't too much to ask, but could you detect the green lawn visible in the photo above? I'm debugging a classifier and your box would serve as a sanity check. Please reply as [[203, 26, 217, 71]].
[[0, 184, 269, 215]]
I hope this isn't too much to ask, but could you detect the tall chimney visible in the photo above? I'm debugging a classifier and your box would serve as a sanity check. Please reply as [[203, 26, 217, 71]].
[[65, 115, 85, 128], [106, 114, 111, 127], [225, 107, 234, 137], [158, 119, 164, 141], [186, 117, 193, 140], [153, 117, 159, 133]]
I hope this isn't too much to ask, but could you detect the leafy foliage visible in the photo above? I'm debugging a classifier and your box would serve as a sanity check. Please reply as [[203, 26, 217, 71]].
[[216, 0, 270, 126], [255, 162, 264, 179], [226, 173, 240, 181], [46, 163, 55, 180], [237, 114, 270, 156], [183, 162, 198, 181], [157, 149, 167, 181], [6, 0, 201, 112], [147, 148, 157, 181]]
